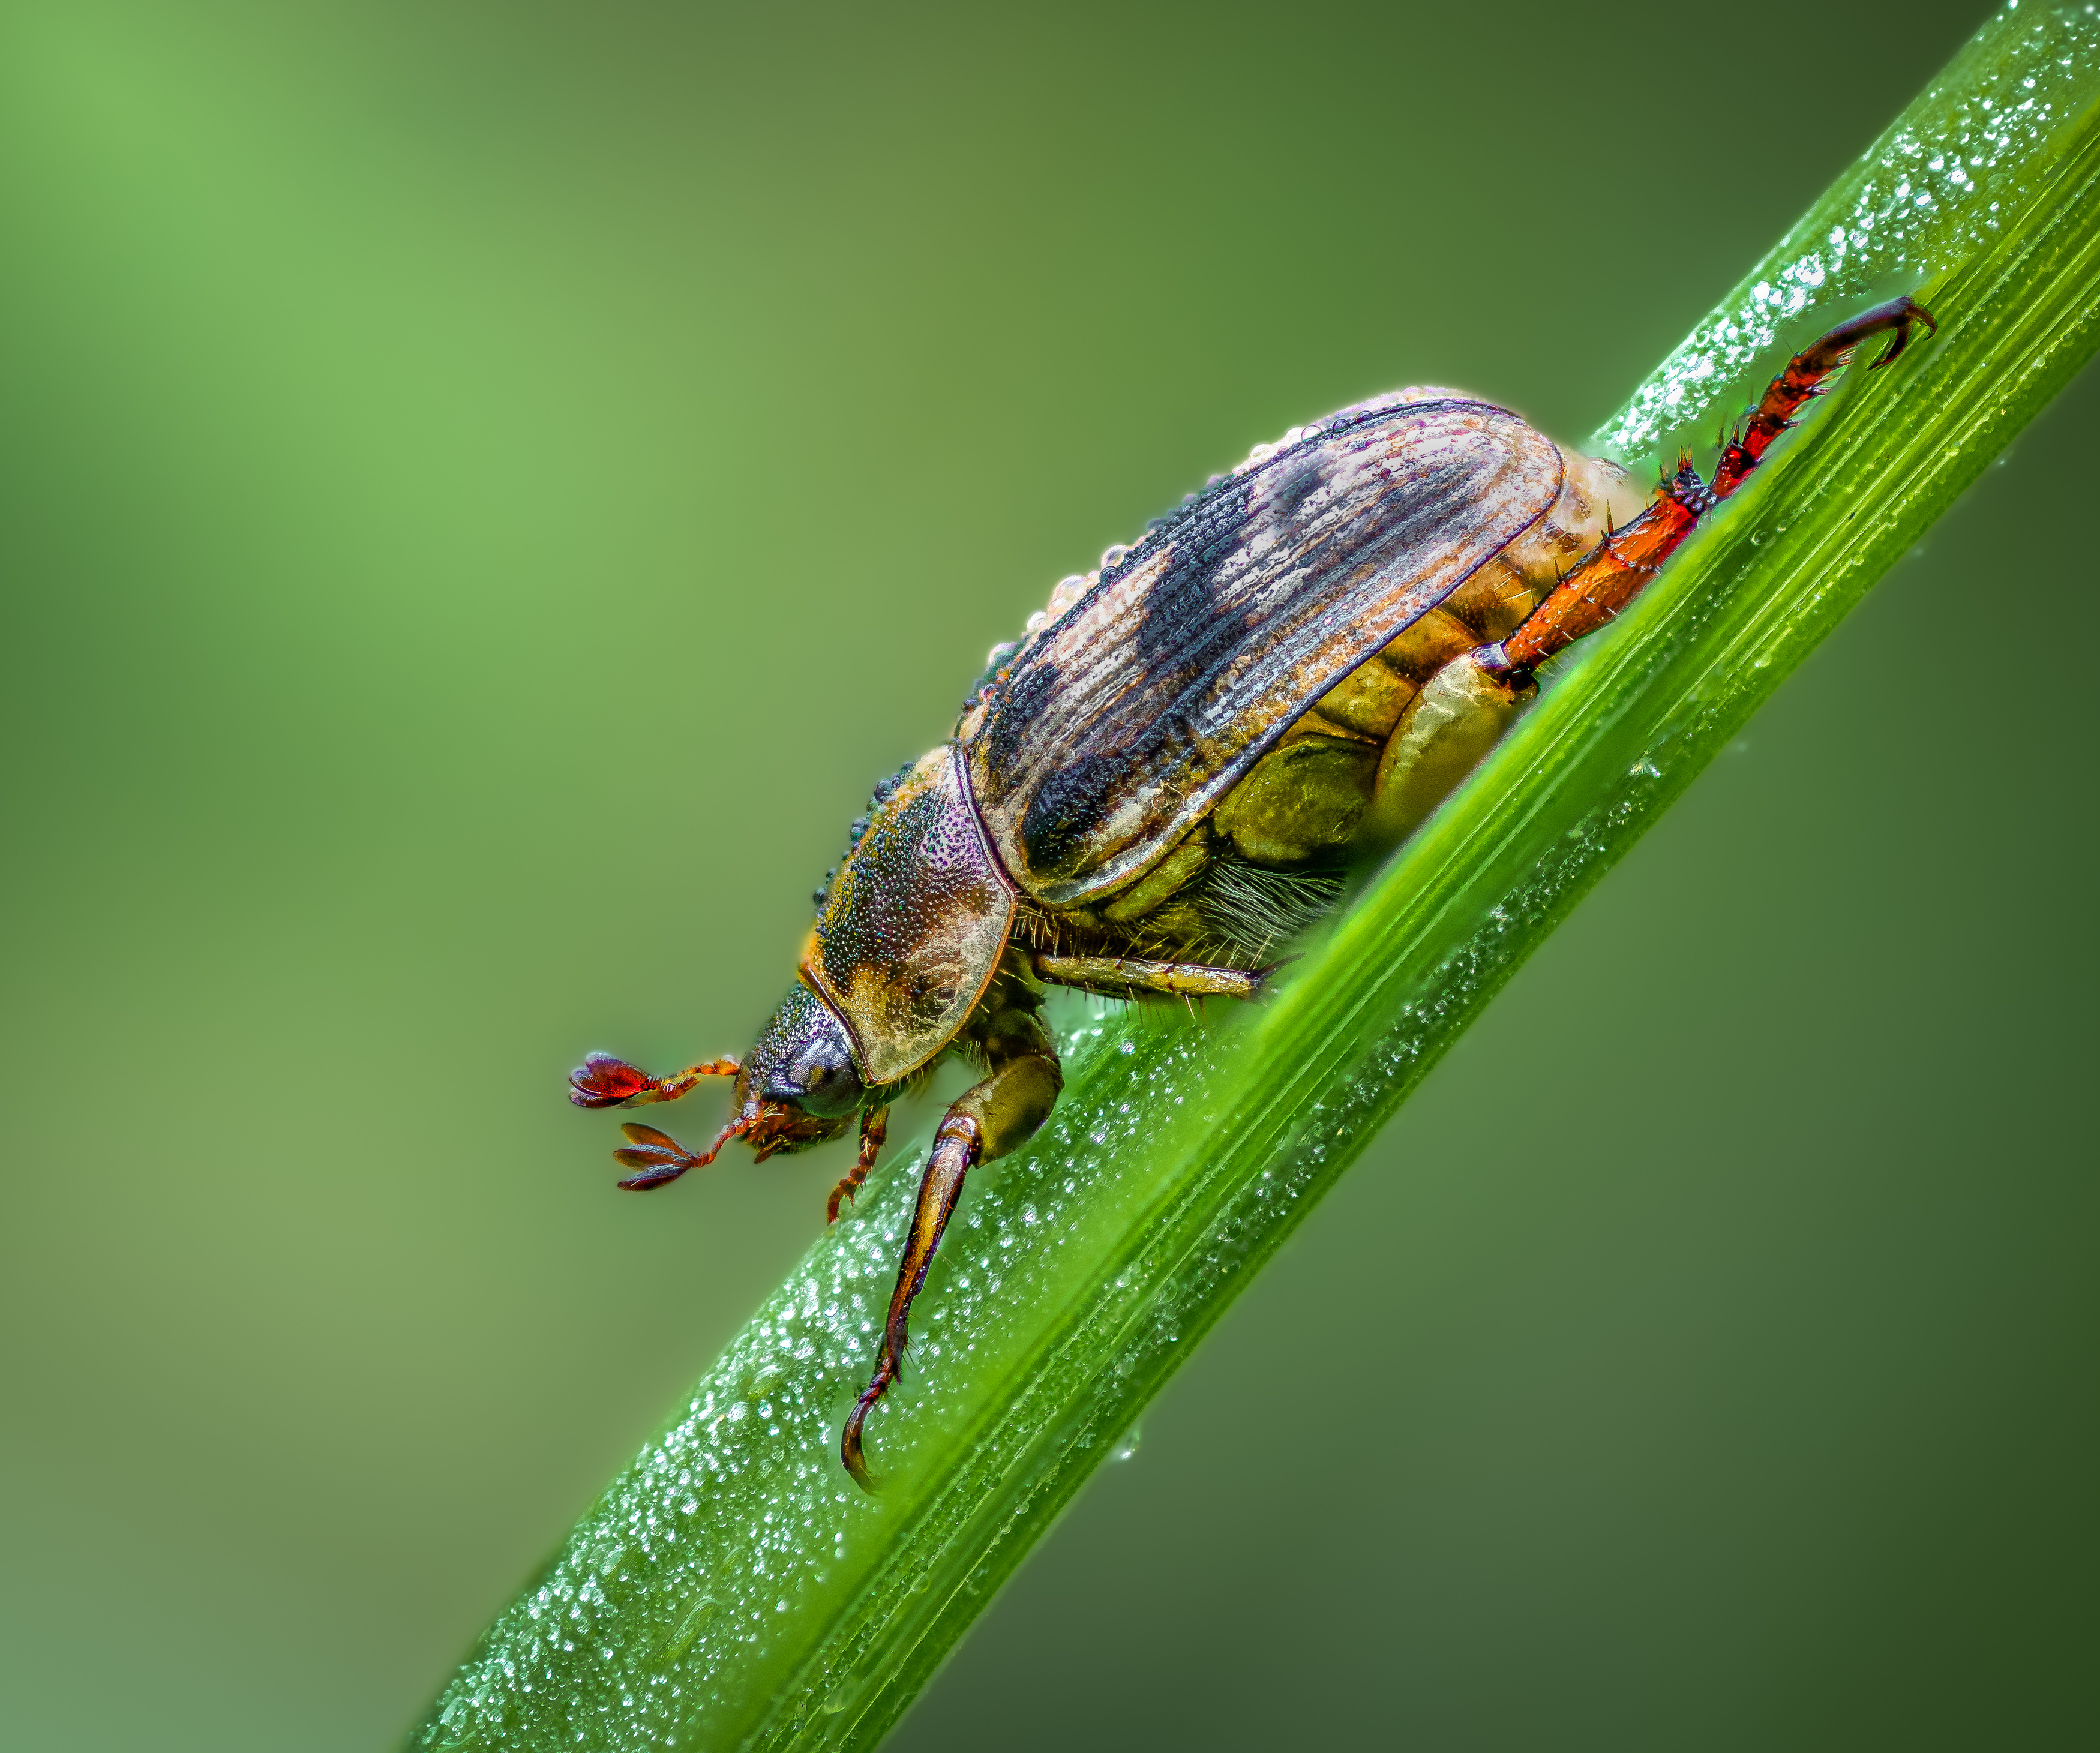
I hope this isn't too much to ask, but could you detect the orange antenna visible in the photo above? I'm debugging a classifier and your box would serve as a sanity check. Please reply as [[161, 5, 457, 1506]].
[[569, 1052, 740, 1109]]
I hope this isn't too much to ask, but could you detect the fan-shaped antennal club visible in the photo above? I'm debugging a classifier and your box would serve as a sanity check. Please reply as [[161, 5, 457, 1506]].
[[568, 1052, 740, 1109], [611, 1116, 749, 1190]]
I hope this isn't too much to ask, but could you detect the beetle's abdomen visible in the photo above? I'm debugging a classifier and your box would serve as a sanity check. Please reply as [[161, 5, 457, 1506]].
[[965, 400, 1567, 906], [1199, 445, 1643, 866], [961, 398, 1645, 959], [1211, 734, 1378, 864], [1039, 442, 1643, 917]]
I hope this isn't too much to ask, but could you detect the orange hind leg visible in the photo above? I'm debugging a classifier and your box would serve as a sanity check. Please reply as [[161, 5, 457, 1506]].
[[1367, 296, 1936, 843], [1494, 296, 1936, 674]]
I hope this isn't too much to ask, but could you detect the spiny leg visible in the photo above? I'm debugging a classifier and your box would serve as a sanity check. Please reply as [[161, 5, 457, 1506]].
[[1030, 950, 1269, 1002], [842, 999, 1062, 1490], [1711, 295, 1935, 499], [1493, 296, 1933, 674], [1492, 470, 1711, 673], [569, 1051, 740, 1109], [827, 1103, 889, 1223]]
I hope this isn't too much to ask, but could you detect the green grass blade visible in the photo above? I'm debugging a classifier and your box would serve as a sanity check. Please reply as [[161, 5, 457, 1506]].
[[410, 7, 2100, 1748]]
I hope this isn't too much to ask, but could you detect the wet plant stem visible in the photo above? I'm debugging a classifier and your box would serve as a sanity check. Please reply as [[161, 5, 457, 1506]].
[[412, 7, 2100, 1748]]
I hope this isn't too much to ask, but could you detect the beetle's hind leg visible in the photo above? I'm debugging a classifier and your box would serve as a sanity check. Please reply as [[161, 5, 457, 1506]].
[[1366, 298, 1935, 842], [1364, 470, 1721, 844], [842, 996, 1061, 1490], [1494, 295, 1936, 675], [1711, 295, 1935, 499]]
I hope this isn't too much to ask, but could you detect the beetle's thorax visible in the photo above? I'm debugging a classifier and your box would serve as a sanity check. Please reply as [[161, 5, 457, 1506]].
[[799, 744, 1016, 1085]]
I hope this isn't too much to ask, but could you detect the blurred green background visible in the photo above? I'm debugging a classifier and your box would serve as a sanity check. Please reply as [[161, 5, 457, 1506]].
[[1, 1, 2092, 1747]]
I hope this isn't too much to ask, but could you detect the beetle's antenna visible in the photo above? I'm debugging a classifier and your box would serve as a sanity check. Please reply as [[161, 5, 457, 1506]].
[[569, 1051, 740, 1109], [611, 1116, 748, 1190]]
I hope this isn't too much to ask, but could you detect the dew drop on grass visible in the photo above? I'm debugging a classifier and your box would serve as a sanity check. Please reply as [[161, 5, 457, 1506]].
[[1602, 1, 2100, 466]]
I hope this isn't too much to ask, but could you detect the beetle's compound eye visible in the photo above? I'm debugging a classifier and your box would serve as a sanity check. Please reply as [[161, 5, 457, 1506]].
[[775, 1034, 865, 1117], [748, 984, 867, 1118]]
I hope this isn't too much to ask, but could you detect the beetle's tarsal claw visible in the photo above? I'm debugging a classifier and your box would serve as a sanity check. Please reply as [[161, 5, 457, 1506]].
[[569, 1052, 653, 1108], [1249, 954, 1299, 998], [841, 1373, 892, 1492], [1868, 295, 1937, 368]]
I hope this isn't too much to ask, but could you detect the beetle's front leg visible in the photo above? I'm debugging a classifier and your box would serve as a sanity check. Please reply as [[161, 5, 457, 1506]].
[[842, 1003, 1061, 1490], [827, 1104, 889, 1223]]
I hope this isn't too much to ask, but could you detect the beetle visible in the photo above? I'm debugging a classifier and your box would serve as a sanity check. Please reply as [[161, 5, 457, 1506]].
[[571, 296, 1934, 1489]]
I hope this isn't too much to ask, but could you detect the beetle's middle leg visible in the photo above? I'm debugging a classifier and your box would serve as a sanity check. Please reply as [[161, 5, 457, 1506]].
[[1030, 950, 1268, 1002], [842, 995, 1061, 1490]]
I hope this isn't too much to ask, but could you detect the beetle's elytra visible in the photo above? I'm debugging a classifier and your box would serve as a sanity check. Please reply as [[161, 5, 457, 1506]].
[[571, 297, 1934, 1489]]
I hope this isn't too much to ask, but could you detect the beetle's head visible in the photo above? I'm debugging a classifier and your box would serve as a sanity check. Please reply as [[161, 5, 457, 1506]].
[[574, 984, 864, 1189], [731, 983, 866, 1158]]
